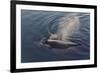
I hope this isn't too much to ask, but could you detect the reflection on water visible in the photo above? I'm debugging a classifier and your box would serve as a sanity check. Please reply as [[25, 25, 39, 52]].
[[21, 10, 90, 63]]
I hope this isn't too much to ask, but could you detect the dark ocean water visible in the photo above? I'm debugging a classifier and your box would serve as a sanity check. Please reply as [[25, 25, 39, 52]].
[[21, 10, 90, 63]]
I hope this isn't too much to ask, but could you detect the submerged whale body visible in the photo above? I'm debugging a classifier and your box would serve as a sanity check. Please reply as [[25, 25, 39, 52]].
[[40, 15, 80, 49]]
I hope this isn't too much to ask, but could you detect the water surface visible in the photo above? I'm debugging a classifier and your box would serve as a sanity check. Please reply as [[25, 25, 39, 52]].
[[21, 10, 90, 63]]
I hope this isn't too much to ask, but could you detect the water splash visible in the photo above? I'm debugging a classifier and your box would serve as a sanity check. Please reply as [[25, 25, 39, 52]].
[[49, 14, 80, 41]]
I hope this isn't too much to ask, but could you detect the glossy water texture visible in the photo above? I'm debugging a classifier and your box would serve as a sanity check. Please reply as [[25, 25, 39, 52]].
[[21, 10, 90, 63]]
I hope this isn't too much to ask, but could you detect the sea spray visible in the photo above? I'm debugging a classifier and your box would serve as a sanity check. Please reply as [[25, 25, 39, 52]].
[[49, 15, 80, 42]]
